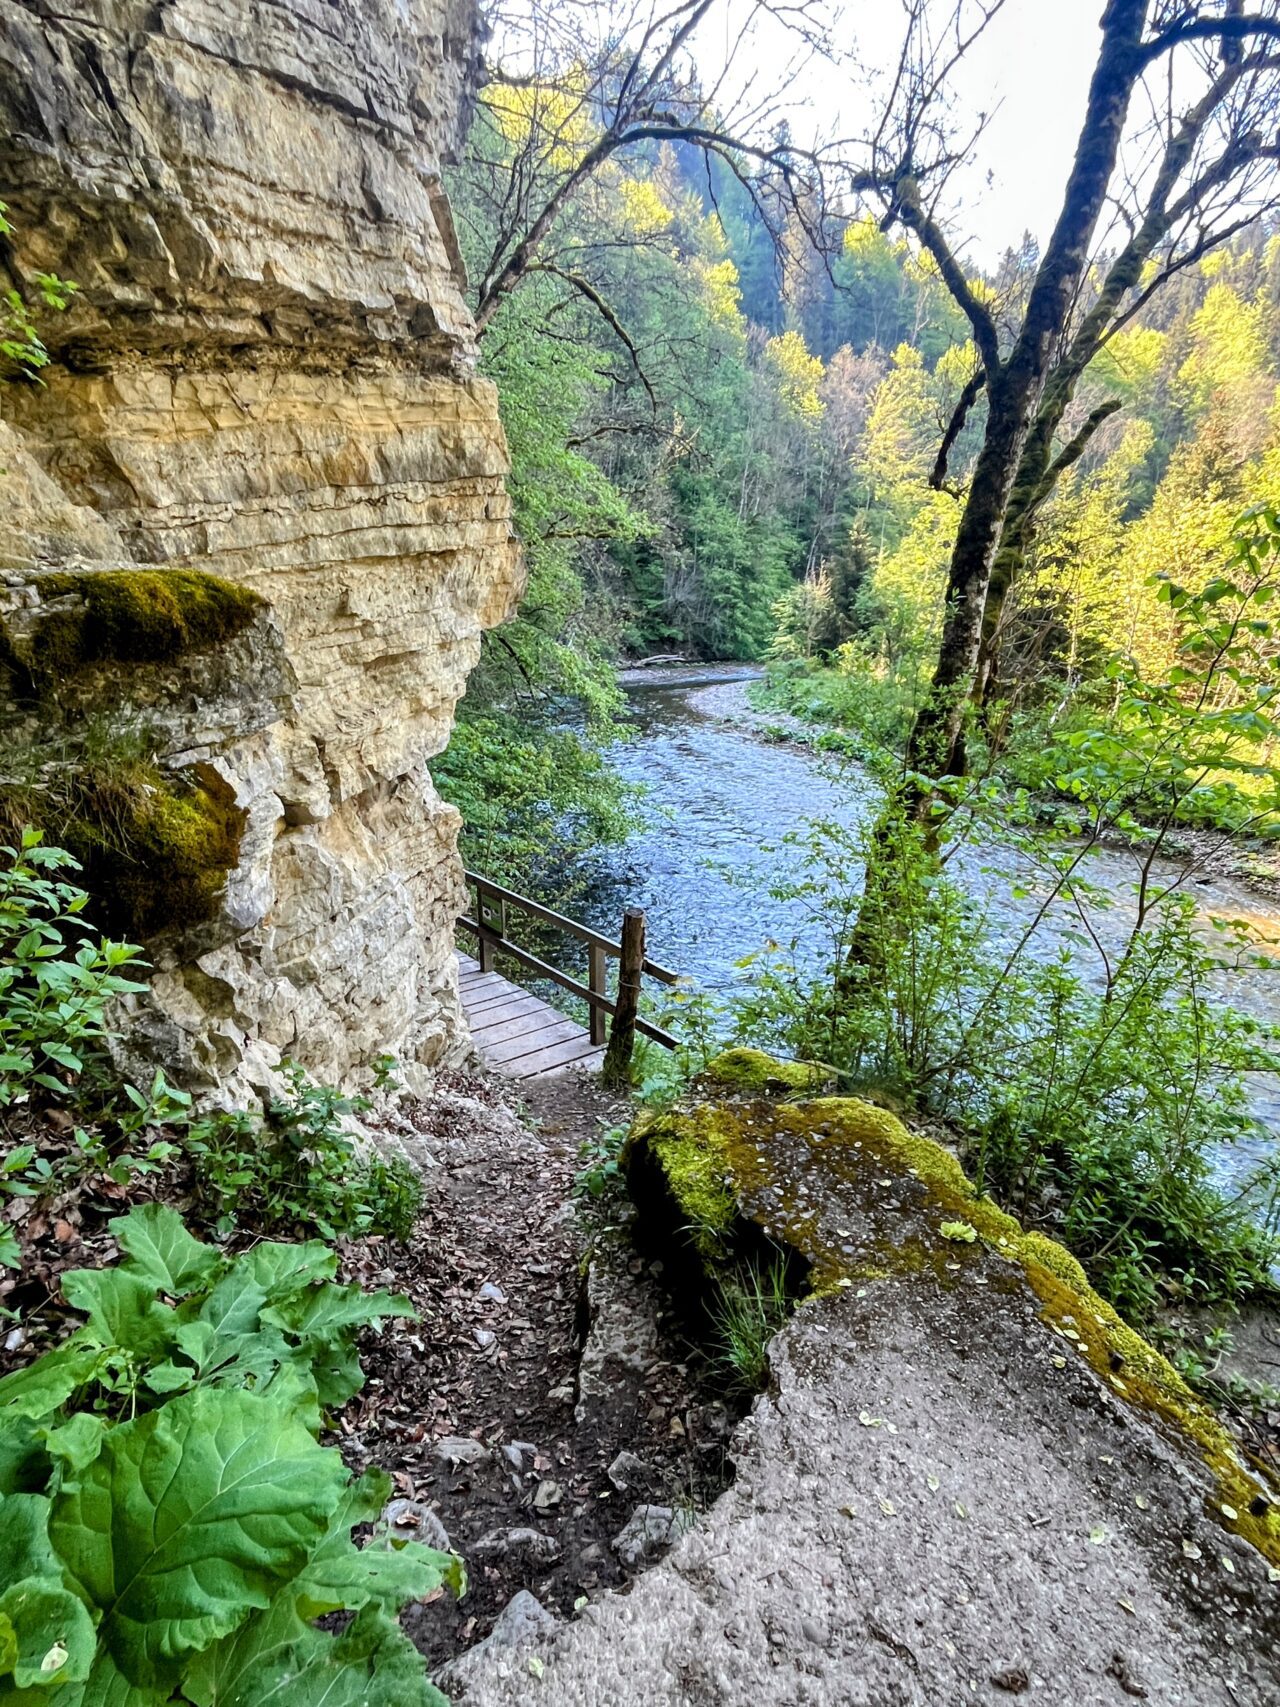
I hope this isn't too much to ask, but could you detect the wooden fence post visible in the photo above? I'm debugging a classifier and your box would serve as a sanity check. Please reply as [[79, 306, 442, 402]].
[[588, 942, 608, 1047], [602, 907, 645, 1087]]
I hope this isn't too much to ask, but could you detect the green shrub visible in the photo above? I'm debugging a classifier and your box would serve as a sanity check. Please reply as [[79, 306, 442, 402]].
[[0, 200, 75, 377], [732, 798, 1280, 1321], [0, 1205, 460, 1706], [0, 829, 147, 1109], [185, 1063, 423, 1242]]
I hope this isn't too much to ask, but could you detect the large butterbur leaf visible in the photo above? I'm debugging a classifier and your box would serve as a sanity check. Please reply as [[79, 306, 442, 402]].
[[259, 1282, 414, 1342], [184, 1604, 448, 1707], [0, 1577, 97, 1691], [291, 1470, 464, 1619], [0, 1494, 96, 1696], [58, 1272, 175, 1364], [112, 1207, 224, 1298], [48, 1389, 346, 1689], [239, 1243, 336, 1296], [0, 1345, 103, 1422]]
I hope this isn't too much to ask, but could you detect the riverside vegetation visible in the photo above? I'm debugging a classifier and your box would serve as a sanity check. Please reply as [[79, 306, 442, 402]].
[[420, 1, 1280, 1416]]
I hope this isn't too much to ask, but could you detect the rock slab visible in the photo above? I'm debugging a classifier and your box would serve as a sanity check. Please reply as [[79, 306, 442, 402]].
[[460, 1091, 1280, 1705]]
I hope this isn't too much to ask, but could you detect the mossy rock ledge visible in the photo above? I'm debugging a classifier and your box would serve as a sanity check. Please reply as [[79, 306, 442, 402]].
[[624, 1052, 1280, 1572]]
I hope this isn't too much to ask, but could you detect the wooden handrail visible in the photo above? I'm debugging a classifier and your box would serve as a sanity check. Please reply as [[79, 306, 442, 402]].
[[457, 869, 680, 1057], [462, 869, 678, 983]]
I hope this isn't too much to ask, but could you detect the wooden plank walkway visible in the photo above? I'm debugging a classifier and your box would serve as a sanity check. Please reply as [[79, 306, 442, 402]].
[[458, 953, 605, 1080]]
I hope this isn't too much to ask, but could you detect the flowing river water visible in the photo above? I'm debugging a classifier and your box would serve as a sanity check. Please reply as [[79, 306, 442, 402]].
[[572, 663, 1280, 1193]]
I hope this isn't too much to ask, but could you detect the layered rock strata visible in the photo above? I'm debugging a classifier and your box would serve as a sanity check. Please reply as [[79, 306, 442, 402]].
[[0, 0, 521, 1093]]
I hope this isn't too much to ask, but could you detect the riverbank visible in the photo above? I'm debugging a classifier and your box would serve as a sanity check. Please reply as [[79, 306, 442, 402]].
[[750, 662, 1280, 903]]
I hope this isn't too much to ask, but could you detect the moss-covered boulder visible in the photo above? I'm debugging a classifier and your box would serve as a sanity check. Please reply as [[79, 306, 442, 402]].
[[625, 1051, 1280, 1567], [696, 1046, 831, 1099]]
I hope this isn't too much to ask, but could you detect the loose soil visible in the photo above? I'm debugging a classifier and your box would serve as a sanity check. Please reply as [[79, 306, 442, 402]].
[[340, 1067, 740, 1671]]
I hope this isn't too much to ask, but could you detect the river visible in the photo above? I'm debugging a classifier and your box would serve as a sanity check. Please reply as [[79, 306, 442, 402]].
[[574, 663, 1280, 1188]]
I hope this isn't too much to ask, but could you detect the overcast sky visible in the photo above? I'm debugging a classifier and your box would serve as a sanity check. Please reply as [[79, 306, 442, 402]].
[[697, 0, 1105, 268]]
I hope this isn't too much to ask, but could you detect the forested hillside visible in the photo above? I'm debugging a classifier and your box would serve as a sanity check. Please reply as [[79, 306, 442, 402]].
[[436, 52, 1280, 878]]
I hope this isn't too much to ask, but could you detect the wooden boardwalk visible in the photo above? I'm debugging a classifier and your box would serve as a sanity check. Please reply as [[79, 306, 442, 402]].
[[458, 952, 605, 1080]]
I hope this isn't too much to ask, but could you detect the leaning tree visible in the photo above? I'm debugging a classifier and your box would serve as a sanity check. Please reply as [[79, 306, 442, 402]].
[[853, 0, 1280, 792]]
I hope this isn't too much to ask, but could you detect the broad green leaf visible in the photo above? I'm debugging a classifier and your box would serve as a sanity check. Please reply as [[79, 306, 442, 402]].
[[59, 1272, 175, 1362], [259, 1284, 413, 1342], [0, 1230, 19, 1271], [141, 1361, 195, 1397], [41, 1648, 170, 1707], [112, 1207, 223, 1298], [191, 1269, 268, 1344], [0, 1577, 96, 1690], [240, 1243, 336, 1296], [292, 1470, 463, 1618], [185, 1604, 448, 1707], [0, 1495, 57, 1586], [49, 1389, 347, 1689], [0, 1418, 45, 1496], [40, 1413, 108, 1475], [0, 1346, 102, 1421]]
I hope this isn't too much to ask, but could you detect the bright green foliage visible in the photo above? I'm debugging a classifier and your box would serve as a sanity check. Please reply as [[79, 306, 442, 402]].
[[0, 1207, 456, 1707], [184, 1063, 422, 1242], [0, 202, 75, 378], [1015, 509, 1280, 836], [710, 1257, 792, 1392], [0, 831, 147, 1108]]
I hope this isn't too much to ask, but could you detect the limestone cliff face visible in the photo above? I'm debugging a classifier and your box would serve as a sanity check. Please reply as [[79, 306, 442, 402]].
[[0, 0, 522, 1094]]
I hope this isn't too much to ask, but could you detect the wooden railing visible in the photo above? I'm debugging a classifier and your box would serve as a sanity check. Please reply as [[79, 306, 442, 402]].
[[458, 869, 680, 1059]]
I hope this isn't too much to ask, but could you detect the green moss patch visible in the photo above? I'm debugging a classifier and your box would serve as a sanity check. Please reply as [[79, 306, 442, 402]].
[[624, 1107, 741, 1259], [0, 742, 244, 940], [699, 1047, 830, 1099], [9, 568, 263, 682]]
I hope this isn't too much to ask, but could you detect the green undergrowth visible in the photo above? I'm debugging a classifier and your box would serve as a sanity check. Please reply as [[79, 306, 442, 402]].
[[626, 1052, 1280, 1567], [0, 728, 244, 939], [1, 830, 420, 1259], [0, 1205, 460, 1707]]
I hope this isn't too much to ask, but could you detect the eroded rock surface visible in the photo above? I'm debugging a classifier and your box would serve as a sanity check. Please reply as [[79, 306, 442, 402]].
[[0, 0, 521, 1094], [459, 1072, 1280, 1705]]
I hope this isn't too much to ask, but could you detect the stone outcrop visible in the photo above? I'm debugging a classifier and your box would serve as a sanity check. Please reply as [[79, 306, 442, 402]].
[[460, 1060, 1280, 1705], [0, 0, 521, 1094]]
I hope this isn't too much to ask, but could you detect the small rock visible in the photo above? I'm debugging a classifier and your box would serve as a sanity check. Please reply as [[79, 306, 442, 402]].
[[607, 1450, 650, 1492], [383, 1498, 451, 1553], [433, 1435, 489, 1468], [610, 1504, 694, 1568], [501, 1443, 527, 1472], [472, 1527, 561, 1565], [990, 1667, 1030, 1694], [434, 1591, 558, 1694], [547, 1382, 575, 1405], [532, 1479, 563, 1511], [478, 1281, 508, 1304], [474, 1327, 497, 1349]]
